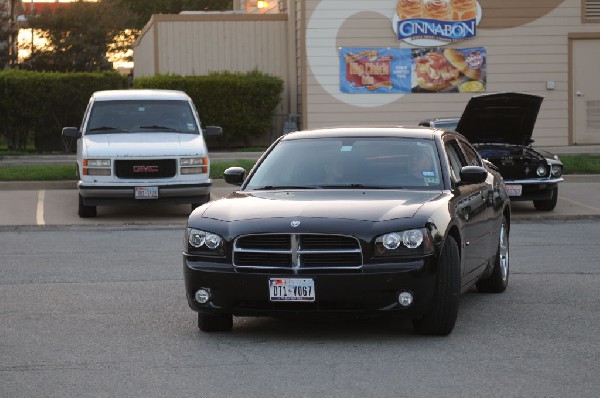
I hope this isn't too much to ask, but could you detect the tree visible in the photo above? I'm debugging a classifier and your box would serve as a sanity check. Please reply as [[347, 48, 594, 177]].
[[112, 0, 233, 29], [25, 0, 136, 72]]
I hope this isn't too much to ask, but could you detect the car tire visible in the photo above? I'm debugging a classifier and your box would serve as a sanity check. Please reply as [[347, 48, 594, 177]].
[[198, 313, 233, 332], [533, 186, 558, 211], [191, 193, 211, 212], [78, 194, 97, 218], [412, 235, 460, 336], [477, 216, 509, 293]]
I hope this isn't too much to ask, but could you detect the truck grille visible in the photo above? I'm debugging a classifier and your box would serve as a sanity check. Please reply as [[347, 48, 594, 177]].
[[114, 159, 177, 179], [233, 234, 363, 273]]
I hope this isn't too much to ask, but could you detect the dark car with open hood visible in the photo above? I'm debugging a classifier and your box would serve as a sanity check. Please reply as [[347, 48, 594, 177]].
[[420, 92, 563, 211], [183, 127, 511, 336]]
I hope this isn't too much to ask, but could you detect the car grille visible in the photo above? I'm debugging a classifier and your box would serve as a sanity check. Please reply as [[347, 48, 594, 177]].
[[233, 234, 363, 273], [114, 159, 177, 179]]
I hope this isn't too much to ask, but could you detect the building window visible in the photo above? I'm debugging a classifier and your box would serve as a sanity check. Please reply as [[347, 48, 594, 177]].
[[583, 0, 600, 23]]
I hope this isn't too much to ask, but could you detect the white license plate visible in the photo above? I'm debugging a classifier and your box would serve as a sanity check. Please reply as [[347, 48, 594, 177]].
[[269, 278, 315, 302], [135, 186, 159, 199], [506, 184, 522, 197]]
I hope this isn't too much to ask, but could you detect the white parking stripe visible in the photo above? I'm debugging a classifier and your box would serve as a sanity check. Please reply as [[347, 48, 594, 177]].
[[559, 195, 600, 213], [36, 190, 46, 225]]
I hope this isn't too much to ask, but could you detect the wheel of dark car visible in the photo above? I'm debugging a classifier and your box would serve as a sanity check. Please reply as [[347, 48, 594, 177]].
[[412, 235, 460, 336], [533, 187, 558, 211], [198, 313, 233, 332], [191, 194, 211, 212], [78, 194, 97, 218], [476, 216, 509, 293]]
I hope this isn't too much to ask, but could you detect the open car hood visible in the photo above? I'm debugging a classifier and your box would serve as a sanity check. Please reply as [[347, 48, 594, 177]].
[[456, 92, 544, 146]]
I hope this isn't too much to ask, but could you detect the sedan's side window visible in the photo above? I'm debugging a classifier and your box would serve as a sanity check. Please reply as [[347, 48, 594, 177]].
[[460, 141, 482, 167], [445, 141, 465, 182]]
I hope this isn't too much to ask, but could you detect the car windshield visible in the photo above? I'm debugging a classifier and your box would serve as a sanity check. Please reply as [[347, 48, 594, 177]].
[[86, 100, 199, 134], [246, 137, 443, 190]]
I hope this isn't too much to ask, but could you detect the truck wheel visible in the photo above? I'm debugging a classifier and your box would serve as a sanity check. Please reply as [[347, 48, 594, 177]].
[[412, 235, 460, 336], [477, 216, 509, 293], [533, 187, 558, 211], [198, 313, 233, 332], [78, 194, 97, 218], [191, 193, 211, 212]]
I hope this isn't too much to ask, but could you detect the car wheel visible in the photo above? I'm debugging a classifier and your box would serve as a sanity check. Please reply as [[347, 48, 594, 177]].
[[191, 193, 211, 212], [198, 313, 233, 332], [412, 235, 460, 336], [476, 216, 509, 293], [533, 186, 558, 211], [78, 194, 97, 218]]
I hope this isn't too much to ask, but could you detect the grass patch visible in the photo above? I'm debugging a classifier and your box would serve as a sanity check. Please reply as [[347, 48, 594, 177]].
[[0, 160, 258, 181], [560, 155, 600, 174]]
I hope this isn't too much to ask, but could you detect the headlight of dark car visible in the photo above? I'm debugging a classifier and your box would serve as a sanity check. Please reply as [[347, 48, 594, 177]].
[[374, 228, 434, 257], [551, 164, 563, 178], [186, 228, 225, 256]]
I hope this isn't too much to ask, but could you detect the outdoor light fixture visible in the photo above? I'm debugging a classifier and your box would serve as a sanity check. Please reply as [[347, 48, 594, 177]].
[[257, 1, 267, 8]]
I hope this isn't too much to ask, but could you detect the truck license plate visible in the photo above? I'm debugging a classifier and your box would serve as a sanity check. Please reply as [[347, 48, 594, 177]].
[[269, 278, 315, 302], [506, 184, 522, 197], [135, 186, 159, 199]]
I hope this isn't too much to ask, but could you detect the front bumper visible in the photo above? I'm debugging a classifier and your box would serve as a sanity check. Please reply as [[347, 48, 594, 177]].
[[183, 255, 437, 318], [79, 182, 211, 206], [504, 178, 562, 201]]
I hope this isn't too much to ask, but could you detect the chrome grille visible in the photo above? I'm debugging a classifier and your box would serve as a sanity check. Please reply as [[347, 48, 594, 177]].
[[233, 234, 363, 273]]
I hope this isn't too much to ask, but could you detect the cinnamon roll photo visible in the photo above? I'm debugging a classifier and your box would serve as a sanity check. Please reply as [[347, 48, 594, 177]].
[[397, 0, 423, 20], [423, 0, 452, 20], [450, 0, 478, 20]]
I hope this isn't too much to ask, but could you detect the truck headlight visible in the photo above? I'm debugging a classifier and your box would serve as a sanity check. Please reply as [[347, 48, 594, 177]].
[[83, 159, 111, 176], [181, 157, 208, 174]]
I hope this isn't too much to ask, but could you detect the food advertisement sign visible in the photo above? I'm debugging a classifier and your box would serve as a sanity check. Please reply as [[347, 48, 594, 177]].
[[340, 47, 486, 94], [393, 0, 482, 46]]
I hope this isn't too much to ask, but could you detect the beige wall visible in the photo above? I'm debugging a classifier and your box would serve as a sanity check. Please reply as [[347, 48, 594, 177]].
[[300, 0, 600, 146]]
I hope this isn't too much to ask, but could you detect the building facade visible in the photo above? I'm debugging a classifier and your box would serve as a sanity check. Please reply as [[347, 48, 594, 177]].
[[134, 0, 600, 146]]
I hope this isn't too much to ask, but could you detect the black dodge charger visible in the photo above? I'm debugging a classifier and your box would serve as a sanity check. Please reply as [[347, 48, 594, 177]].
[[183, 127, 511, 336]]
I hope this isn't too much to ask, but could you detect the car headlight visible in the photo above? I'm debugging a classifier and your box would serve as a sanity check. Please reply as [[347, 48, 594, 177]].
[[551, 164, 563, 178], [186, 228, 224, 255], [375, 228, 433, 256], [536, 165, 547, 177]]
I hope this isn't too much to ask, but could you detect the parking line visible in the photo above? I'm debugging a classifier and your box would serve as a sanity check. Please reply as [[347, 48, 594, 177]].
[[559, 195, 600, 213], [36, 190, 46, 226]]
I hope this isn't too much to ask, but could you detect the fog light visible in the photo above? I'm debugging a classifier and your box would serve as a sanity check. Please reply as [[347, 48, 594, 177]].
[[398, 291, 414, 307], [195, 288, 211, 304]]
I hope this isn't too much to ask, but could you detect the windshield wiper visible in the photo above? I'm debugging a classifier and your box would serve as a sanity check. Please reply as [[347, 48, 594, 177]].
[[318, 184, 388, 189], [251, 185, 318, 190], [88, 126, 131, 133], [139, 125, 180, 132]]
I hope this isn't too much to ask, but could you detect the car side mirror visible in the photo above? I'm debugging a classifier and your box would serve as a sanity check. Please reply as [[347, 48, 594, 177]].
[[62, 127, 81, 139], [224, 167, 246, 186], [203, 126, 223, 137], [459, 166, 487, 185]]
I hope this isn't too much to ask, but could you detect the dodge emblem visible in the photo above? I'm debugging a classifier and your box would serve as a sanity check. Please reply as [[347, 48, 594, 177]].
[[291, 221, 301, 228]]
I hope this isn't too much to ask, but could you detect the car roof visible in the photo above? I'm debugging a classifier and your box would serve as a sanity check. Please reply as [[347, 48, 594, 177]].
[[281, 126, 442, 141], [91, 89, 191, 102]]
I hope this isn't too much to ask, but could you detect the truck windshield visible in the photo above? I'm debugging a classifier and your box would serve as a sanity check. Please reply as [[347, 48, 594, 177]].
[[86, 100, 199, 134]]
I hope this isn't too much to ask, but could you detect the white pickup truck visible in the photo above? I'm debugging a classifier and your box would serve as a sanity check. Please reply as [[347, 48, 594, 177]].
[[62, 89, 222, 218]]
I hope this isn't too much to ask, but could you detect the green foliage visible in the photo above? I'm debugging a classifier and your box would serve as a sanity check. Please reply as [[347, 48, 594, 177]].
[[560, 155, 600, 174], [134, 71, 284, 148], [0, 70, 127, 152], [26, 0, 136, 72], [113, 0, 233, 29]]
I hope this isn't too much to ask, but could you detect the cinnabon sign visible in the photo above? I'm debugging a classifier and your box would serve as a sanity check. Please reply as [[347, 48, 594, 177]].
[[393, 0, 482, 46]]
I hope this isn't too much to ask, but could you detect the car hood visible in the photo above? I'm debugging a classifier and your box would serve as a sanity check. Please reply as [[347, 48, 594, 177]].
[[82, 132, 205, 157], [197, 189, 443, 223], [456, 92, 544, 146]]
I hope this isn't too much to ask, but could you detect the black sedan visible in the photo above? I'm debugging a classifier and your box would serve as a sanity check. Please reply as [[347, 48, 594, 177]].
[[420, 92, 564, 211], [183, 127, 511, 336]]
